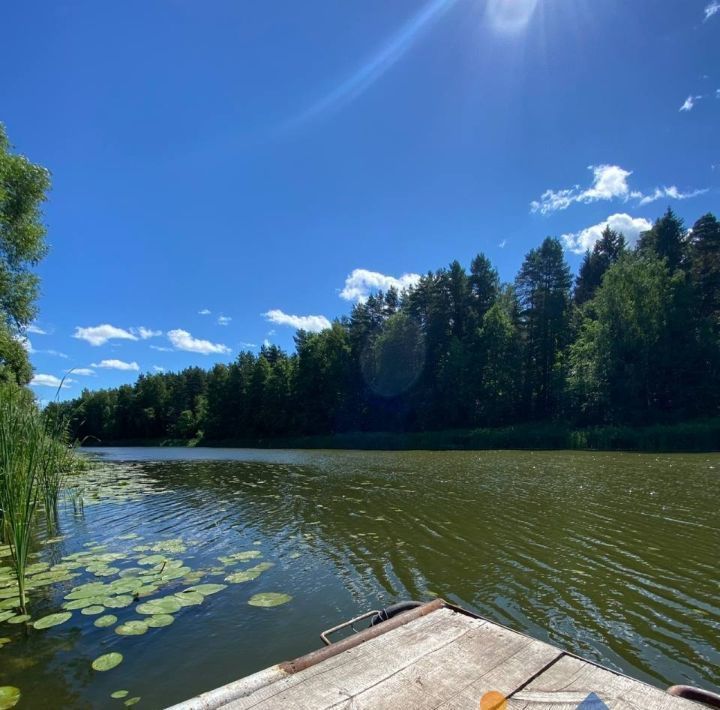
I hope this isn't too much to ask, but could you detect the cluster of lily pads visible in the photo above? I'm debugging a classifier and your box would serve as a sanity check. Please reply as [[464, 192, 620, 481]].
[[0, 465, 293, 709], [65, 463, 165, 508]]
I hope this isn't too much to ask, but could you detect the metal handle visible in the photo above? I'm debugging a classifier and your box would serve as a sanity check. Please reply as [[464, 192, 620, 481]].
[[320, 610, 380, 646]]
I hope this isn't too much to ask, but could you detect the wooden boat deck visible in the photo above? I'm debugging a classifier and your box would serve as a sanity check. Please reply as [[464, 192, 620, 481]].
[[169, 601, 703, 709]]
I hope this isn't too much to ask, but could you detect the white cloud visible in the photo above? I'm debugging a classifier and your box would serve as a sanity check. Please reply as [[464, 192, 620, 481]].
[[14, 335, 34, 353], [91, 359, 140, 371], [531, 164, 707, 215], [679, 95, 701, 112], [263, 338, 271, 348], [15, 334, 67, 358], [217, 316, 232, 326], [531, 165, 633, 214], [27, 324, 47, 335], [198, 309, 211, 315], [74, 324, 138, 346], [339, 269, 421, 302], [704, 1, 720, 21], [150, 345, 173, 352], [68, 368, 96, 376], [239, 341, 257, 349], [30, 374, 74, 389], [637, 186, 708, 206], [562, 213, 653, 254], [263, 309, 331, 332], [167, 329, 231, 354], [133, 327, 162, 339], [153, 365, 165, 373], [498, 239, 507, 249]]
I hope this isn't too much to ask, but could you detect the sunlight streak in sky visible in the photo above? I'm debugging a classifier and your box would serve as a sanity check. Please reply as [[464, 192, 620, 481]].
[[287, 0, 460, 127], [486, 0, 539, 34]]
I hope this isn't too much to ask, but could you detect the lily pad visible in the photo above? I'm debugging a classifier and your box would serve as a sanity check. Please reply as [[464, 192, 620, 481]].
[[103, 595, 135, 609], [65, 583, 108, 600], [151, 539, 186, 553], [225, 570, 261, 583], [218, 550, 262, 565], [248, 593, 292, 608], [146, 614, 174, 628], [107, 579, 142, 595], [92, 652, 123, 671], [25, 562, 50, 575], [63, 597, 106, 611], [136, 597, 182, 615], [111, 690, 129, 699], [158, 567, 191, 581], [81, 605, 105, 616], [124, 698, 141, 707], [0, 637, 10, 648], [33, 612, 72, 630], [226, 562, 274, 583], [115, 620, 148, 636], [186, 584, 226, 596], [174, 591, 204, 607], [137, 555, 167, 566], [92, 567, 120, 577], [94, 614, 118, 628], [7, 615, 31, 624], [0, 686, 20, 709], [182, 571, 205, 584]]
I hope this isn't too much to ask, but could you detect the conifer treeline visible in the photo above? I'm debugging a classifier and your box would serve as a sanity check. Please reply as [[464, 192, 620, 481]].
[[53, 209, 720, 442]]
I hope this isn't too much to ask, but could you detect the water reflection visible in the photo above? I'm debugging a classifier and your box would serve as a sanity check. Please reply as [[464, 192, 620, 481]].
[[1, 448, 718, 708]]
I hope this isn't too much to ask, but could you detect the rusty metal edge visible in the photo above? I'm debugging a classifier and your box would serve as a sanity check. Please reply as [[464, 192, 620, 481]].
[[278, 597, 446, 674]]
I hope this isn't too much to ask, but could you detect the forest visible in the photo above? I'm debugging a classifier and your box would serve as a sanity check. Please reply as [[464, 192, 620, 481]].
[[49, 208, 720, 447]]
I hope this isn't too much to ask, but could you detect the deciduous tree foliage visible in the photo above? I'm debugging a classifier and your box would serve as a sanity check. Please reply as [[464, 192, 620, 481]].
[[53, 209, 720, 442], [0, 124, 50, 384]]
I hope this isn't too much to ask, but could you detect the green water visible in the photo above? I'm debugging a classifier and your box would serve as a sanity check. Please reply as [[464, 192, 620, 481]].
[[0, 448, 718, 708]]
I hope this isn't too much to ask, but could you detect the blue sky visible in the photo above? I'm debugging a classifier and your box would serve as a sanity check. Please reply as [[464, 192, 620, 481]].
[[1, 0, 718, 400]]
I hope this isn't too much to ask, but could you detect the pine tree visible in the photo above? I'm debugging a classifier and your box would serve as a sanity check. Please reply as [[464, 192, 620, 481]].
[[637, 207, 687, 271], [515, 238, 572, 418], [689, 213, 720, 328], [574, 226, 626, 305]]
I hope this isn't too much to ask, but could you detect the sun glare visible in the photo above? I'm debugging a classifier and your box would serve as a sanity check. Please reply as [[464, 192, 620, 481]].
[[486, 0, 539, 33]]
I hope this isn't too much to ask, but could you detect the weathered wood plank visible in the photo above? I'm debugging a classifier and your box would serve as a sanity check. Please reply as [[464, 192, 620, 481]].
[[185, 608, 701, 710], [226, 609, 478, 709], [433, 638, 562, 710], [329, 617, 562, 710], [509, 654, 700, 709]]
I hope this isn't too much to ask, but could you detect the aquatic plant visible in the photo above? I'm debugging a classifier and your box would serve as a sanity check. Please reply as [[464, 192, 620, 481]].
[[0, 686, 20, 710], [92, 652, 123, 671], [0, 385, 83, 613], [0, 387, 46, 614], [33, 612, 72, 630], [248, 592, 292, 607], [38, 395, 85, 534]]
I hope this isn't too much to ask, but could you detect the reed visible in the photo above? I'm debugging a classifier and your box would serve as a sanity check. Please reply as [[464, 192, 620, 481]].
[[0, 385, 78, 613]]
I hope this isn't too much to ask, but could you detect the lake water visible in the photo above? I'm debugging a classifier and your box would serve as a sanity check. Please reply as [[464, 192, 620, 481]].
[[1, 448, 718, 708]]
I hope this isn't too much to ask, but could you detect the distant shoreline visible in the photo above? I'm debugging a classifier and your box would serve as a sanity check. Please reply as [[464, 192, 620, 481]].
[[81, 419, 720, 453]]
